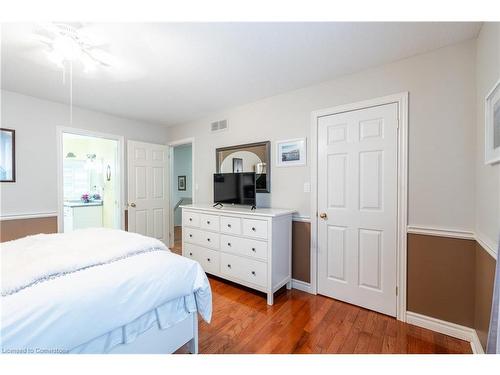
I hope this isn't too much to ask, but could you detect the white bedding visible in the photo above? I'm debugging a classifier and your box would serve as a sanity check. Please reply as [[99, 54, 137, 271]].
[[1, 230, 212, 353], [1, 228, 167, 296]]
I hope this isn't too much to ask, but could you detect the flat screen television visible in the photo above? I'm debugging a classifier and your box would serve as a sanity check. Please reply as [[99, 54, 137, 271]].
[[213, 173, 256, 206]]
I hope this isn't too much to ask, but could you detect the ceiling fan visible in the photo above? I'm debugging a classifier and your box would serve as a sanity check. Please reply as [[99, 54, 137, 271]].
[[33, 22, 111, 73]]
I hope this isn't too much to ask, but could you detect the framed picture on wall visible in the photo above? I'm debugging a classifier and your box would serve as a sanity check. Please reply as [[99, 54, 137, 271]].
[[178, 175, 186, 191], [276, 138, 306, 167], [0, 128, 16, 182], [485, 78, 500, 164]]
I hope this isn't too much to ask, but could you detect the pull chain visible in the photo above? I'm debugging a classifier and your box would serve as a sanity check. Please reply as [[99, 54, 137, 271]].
[[69, 61, 73, 125]]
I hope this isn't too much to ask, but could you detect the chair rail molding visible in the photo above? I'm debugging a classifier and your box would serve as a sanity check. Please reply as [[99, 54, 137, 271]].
[[0, 212, 58, 221], [407, 225, 497, 260], [407, 225, 475, 240], [292, 215, 311, 223]]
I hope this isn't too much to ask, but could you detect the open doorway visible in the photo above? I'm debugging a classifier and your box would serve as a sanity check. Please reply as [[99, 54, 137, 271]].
[[169, 139, 194, 255], [57, 128, 124, 233]]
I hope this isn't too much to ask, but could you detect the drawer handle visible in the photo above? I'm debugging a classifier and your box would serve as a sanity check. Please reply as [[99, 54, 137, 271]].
[[207, 238, 211, 242], [227, 242, 231, 247], [252, 227, 256, 231], [207, 220, 211, 224], [189, 234, 193, 238], [189, 252, 193, 256], [251, 271, 256, 276], [227, 224, 232, 228], [189, 218, 192, 221], [251, 247, 256, 252], [227, 264, 231, 268], [207, 258, 211, 262]]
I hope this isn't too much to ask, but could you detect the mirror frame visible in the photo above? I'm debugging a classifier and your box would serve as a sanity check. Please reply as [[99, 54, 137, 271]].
[[215, 141, 271, 193], [0, 128, 16, 183]]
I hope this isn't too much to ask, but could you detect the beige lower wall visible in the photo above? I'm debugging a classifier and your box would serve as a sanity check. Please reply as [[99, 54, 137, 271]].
[[0, 216, 58, 242], [292, 221, 311, 283], [407, 233, 476, 327], [407, 233, 496, 351]]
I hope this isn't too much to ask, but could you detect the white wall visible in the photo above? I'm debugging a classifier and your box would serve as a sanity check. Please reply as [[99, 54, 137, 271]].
[[167, 40, 477, 231], [0, 90, 168, 217], [172, 144, 192, 225], [475, 23, 500, 254]]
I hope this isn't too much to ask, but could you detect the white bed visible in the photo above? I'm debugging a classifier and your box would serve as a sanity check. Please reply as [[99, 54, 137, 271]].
[[1, 228, 212, 354]]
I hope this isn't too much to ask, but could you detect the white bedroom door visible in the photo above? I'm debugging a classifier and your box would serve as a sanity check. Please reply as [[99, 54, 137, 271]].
[[127, 140, 169, 245], [317, 103, 398, 317]]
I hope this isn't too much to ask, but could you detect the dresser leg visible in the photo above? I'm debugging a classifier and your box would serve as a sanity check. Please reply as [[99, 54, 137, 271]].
[[267, 292, 274, 305], [286, 280, 292, 290]]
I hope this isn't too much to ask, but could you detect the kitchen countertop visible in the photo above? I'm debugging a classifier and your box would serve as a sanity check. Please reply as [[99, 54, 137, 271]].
[[64, 200, 103, 208]]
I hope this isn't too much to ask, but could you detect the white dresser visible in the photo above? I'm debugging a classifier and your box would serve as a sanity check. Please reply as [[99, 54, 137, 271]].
[[181, 204, 295, 305]]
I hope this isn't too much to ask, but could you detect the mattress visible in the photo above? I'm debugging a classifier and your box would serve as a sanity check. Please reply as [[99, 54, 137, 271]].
[[1, 248, 212, 354]]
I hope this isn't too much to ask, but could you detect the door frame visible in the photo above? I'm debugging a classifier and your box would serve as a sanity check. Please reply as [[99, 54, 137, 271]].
[[167, 137, 195, 248], [310, 92, 409, 322], [56, 126, 125, 233]]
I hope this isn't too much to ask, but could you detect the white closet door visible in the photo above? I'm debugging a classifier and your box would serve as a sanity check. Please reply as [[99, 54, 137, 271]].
[[127, 140, 169, 245], [317, 103, 398, 316]]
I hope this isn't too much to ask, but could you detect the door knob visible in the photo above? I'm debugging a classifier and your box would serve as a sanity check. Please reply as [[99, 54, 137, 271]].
[[130, 203, 136, 208], [319, 212, 328, 219]]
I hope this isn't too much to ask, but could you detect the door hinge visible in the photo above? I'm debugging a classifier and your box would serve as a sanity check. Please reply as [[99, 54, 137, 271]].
[[396, 286, 399, 296]]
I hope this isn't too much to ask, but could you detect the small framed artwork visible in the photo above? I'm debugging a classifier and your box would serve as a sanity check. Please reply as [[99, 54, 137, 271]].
[[0, 128, 16, 182], [485, 78, 500, 164], [178, 175, 186, 191], [232, 157, 243, 173], [276, 138, 306, 167]]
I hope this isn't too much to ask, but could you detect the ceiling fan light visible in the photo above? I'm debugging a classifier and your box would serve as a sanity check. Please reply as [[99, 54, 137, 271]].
[[52, 35, 82, 62], [82, 54, 97, 73], [46, 50, 64, 68]]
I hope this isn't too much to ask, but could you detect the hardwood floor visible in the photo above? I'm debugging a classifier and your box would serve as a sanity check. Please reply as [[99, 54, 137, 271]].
[[171, 226, 182, 255], [177, 276, 472, 354]]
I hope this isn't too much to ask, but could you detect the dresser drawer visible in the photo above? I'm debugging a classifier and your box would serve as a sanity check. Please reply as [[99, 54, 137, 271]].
[[242, 218, 268, 239], [199, 213, 220, 231], [220, 216, 242, 235], [220, 253, 267, 288], [183, 243, 220, 275], [220, 235, 268, 260], [197, 229, 220, 250], [183, 227, 200, 244], [183, 211, 200, 228]]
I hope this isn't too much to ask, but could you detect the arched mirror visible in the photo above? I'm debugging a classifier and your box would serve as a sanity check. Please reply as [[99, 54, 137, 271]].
[[216, 141, 271, 193]]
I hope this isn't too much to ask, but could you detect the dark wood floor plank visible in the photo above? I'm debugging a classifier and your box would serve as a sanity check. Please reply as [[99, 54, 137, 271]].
[[176, 276, 472, 354]]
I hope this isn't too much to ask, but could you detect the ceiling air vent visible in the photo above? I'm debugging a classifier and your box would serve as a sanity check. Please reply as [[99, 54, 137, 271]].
[[210, 119, 228, 133]]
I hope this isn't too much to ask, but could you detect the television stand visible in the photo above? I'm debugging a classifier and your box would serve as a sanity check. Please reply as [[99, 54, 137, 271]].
[[180, 204, 295, 305]]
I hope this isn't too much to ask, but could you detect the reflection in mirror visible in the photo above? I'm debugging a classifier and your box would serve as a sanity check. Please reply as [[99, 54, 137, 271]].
[[216, 141, 271, 193]]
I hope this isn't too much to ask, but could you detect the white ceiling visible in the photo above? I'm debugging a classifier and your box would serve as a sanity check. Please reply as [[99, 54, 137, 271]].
[[1, 22, 482, 126]]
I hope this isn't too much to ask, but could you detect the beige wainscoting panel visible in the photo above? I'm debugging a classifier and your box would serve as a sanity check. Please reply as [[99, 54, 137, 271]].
[[0, 216, 58, 242], [292, 221, 311, 283], [407, 233, 476, 328], [474, 242, 496, 350]]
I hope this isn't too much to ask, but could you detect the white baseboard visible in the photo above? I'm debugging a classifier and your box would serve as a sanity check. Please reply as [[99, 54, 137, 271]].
[[291, 279, 313, 294], [406, 311, 484, 354]]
